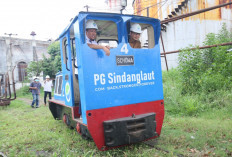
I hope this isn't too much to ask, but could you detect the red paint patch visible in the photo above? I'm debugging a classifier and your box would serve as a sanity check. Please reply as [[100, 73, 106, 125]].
[[63, 114, 67, 125], [86, 100, 165, 151], [72, 106, 80, 119], [76, 123, 81, 135]]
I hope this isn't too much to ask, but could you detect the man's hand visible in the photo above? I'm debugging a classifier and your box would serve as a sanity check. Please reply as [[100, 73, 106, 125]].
[[105, 45, 110, 49], [30, 87, 37, 90], [88, 43, 110, 56], [103, 46, 110, 56]]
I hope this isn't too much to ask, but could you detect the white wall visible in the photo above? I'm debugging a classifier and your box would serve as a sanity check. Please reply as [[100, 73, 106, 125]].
[[160, 7, 232, 70]]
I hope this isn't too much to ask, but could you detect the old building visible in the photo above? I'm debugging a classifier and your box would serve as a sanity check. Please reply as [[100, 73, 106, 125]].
[[133, 0, 232, 70], [0, 36, 50, 89]]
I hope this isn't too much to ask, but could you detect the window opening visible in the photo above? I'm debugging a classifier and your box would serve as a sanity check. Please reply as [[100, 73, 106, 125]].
[[85, 20, 119, 48], [18, 62, 27, 82], [128, 22, 155, 49], [62, 38, 70, 71], [55, 76, 59, 94], [54, 75, 63, 95], [58, 76, 63, 95], [71, 37, 77, 68]]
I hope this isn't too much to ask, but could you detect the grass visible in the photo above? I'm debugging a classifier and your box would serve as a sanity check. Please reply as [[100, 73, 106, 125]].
[[162, 69, 232, 116], [1, 70, 232, 156]]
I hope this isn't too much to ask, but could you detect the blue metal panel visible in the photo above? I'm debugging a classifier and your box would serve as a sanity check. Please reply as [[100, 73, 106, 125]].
[[54, 94, 65, 101], [74, 15, 162, 124], [79, 43, 163, 110], [58, 35, 75, 107]]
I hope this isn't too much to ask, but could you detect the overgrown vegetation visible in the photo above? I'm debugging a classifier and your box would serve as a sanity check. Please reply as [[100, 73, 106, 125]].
[[16, 85, 44, 100], [163, 69, 232, 116], [178, 23, 232, 94], [163, 24, 232, 116], [27, 41, 61, 78], [16, 85, 31, 96]]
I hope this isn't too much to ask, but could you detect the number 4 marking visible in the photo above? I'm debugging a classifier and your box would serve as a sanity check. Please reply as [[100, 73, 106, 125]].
[[121, 44, 128, 54]]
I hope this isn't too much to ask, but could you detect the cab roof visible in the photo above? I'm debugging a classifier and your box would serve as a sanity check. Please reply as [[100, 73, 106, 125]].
[[58, 11, 160, 40]]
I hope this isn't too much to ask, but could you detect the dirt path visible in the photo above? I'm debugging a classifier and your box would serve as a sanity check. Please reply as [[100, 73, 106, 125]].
[[17, 97, 44, 106]]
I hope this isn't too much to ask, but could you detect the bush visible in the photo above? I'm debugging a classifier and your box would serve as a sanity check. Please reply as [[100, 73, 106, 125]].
[[163, 69, 232, 116], [178, 23, 232, 94], [17, 85, 31, 96], [163, 24, 232, 116]]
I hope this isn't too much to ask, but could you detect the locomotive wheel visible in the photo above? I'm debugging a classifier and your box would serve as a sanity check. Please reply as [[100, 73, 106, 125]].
[[76, 123, 91, 140], [76, 123, 82, 135], [63, 114, 70, 126]]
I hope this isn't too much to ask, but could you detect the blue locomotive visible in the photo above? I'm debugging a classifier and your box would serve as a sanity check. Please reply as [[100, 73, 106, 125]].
[[49, 12, 164, 151]]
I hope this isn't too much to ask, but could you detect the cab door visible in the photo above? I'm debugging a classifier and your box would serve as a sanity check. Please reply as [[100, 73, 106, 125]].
[[60, 33, 75, 107]]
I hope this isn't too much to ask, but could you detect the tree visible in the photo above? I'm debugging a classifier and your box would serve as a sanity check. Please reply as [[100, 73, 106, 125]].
[[47, 41, 60, 60], [42, 41, 61, 79], [26, 60, 43, 78], [27, 41, 61, 79]]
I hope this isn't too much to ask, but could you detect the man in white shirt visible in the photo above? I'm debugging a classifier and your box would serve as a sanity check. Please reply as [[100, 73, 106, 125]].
[[86, 20, 110, 56], [43, 75, 53, 106]]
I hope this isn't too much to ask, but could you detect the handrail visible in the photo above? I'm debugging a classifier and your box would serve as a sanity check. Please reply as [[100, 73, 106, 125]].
[[71, 38, 78, 68], [64, 42, 70, 71]]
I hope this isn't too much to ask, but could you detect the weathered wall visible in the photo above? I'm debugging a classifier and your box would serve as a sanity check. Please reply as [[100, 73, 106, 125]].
[[133, 0, 232, 70], [0, 36, 50, 88]]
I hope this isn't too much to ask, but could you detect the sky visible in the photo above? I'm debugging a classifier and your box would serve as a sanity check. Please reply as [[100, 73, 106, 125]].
[[0, 0, 134, 41]]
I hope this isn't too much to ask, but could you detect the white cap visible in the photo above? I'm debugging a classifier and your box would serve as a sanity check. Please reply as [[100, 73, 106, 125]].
[[86, 20, 98, 30], [33, 76, 38, 80], [46, 75, 50, 79], [130, 23, 142, 34]]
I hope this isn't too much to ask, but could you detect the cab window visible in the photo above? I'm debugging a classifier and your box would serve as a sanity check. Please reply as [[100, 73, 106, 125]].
[[128, 22, 155, 49], [54, 75, 63, 95], [85, 20, 118, 48]]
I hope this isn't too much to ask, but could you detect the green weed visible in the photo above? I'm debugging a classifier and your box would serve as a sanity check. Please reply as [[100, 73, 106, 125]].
[[178, 23, 232, 95]]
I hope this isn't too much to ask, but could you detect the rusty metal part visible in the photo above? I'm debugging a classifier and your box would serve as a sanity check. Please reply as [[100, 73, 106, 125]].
[[161, 2, 232, 24], [160, 33, 168, 71], [11, 66, 16, 100], [160, 42, 232, 55], [159, 2, 232, 70], [1, 73, 8, 99], [0, 67, 17, 106], [0, 74, 8, 99], [0, 100, 11, 106], [0, 74, 3, 97], [7, 73, 12, 99]]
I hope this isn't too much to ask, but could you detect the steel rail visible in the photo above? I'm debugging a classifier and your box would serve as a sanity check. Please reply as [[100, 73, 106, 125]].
[[160, 42, 232, 55]]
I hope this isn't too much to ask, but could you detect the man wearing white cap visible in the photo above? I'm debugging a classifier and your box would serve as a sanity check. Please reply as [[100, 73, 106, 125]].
[[29, 76, 41, 108], [86, 20, 111, 56], [129, 23, 142, 48], [43, 75, 53, 106]]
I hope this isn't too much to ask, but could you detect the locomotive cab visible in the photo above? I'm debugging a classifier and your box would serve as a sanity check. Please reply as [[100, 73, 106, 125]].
[[49, 12, 164, 151]]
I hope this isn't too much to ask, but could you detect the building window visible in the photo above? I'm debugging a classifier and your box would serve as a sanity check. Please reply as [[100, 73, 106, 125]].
[[18, 62, 27, 82]]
